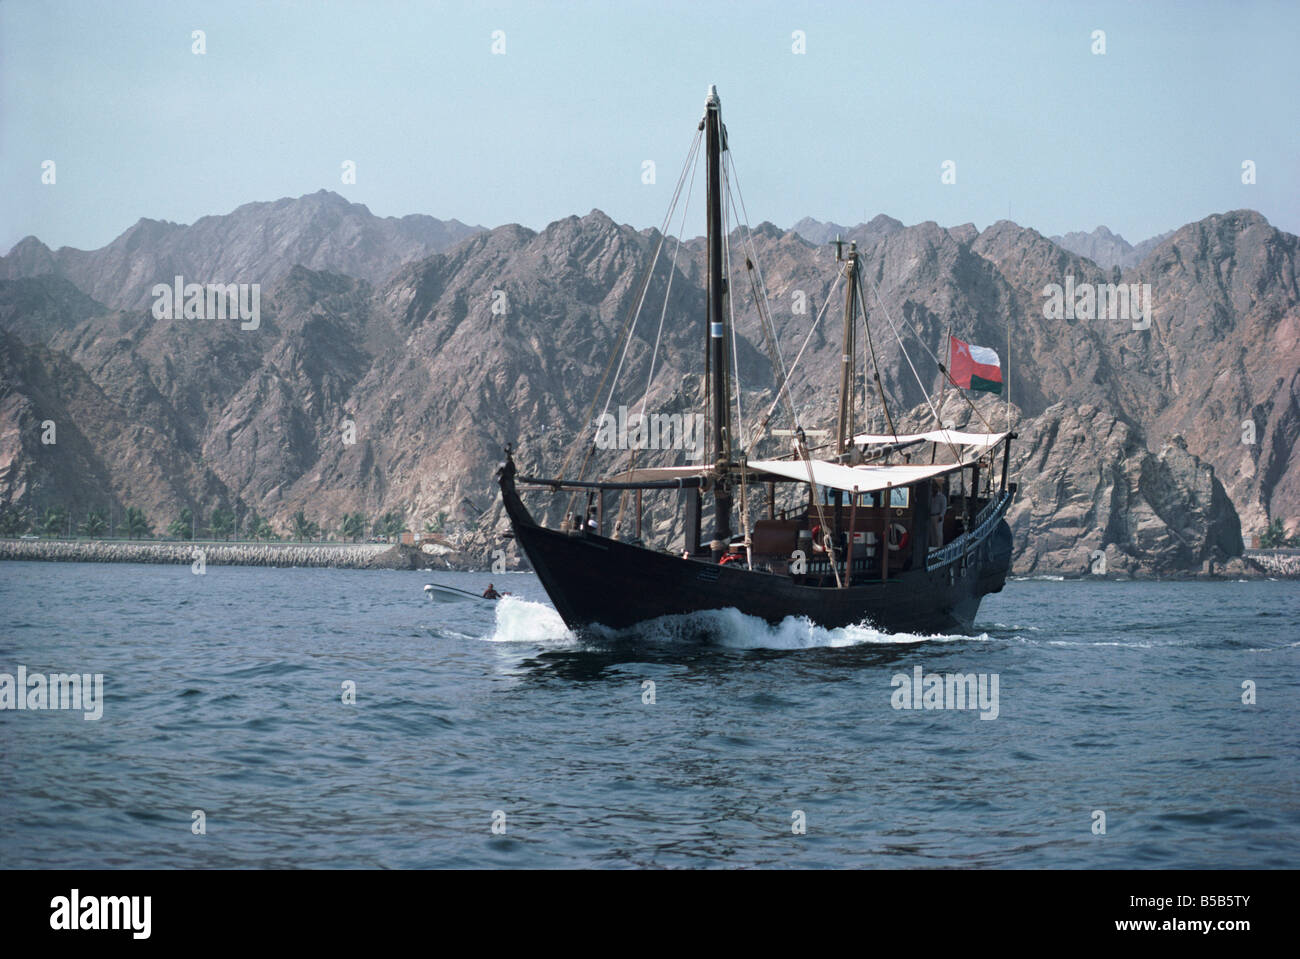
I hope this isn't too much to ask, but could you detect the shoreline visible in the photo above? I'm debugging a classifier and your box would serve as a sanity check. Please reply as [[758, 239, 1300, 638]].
[[1, 539, 1293, 579], [0, 538, 439, 570]]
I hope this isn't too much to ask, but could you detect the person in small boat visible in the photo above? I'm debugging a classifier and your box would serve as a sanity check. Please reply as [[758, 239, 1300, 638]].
[[930, 479, 948, 548], [482, 584, 502, 600]]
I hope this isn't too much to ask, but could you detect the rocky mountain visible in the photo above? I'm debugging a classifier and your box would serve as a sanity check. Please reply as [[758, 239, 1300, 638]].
[[1049, 225, 1177, 270], [933, 394, 1243, 576], [791, 214, 907, 247], [790, 217, 850, 245], [1, 200, 1295, 577], [0, 274, 107, 345], [0, 190, 484, 313]]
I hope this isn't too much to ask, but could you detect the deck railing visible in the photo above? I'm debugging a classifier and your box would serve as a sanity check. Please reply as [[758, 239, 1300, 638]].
[[925, 490, 1013, 572]]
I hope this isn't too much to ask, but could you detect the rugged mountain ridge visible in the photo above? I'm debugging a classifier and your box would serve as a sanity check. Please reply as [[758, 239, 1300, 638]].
[[1, 190, 484, 313], [1, 199, 1295, 577], [796, 217, 1180, 272], [1049, 225, 1177, 270]]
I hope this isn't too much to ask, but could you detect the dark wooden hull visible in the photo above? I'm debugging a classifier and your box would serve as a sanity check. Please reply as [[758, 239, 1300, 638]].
[[499, 461, 1012, 636]]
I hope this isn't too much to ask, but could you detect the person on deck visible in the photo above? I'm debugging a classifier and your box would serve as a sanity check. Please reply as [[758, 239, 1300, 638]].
[[930, 479, 948, 549], [482, 584, 502, 600]]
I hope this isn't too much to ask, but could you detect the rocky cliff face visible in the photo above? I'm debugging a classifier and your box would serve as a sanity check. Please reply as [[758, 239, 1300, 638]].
[[1003, 402, 1243, 575], [0, 197, 1295, 576]]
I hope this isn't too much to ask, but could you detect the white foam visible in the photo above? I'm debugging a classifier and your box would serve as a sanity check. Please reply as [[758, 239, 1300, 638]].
[[1046, 639, 1155, 648], [596, 606, 985, 650], [483, 597, 985, 651], [486, 596, 577, 645]]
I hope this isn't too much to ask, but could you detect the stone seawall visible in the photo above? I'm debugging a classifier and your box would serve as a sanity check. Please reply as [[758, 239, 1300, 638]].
[[1245, 550, 1300, 578], [0, 539, 433, 569]]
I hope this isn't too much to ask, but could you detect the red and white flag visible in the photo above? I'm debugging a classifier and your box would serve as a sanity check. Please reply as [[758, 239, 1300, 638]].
[[948, 336, 1003, 394]]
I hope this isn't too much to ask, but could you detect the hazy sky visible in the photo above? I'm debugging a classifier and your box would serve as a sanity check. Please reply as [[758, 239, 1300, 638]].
[[3, 0, 1297, 253]]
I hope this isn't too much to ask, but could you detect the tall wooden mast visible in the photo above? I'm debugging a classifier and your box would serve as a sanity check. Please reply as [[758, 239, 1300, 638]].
[[835, 240, 859, 457], [705, 84, 732, 562]]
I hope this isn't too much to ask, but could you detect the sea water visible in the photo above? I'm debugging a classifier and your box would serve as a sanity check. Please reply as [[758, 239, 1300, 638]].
[[0, 562, 1295, 868]]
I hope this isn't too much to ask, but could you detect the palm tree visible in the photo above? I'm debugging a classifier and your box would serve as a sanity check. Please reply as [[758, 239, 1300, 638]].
[[210, 507, 236, 541], [340, 512, 366, 542], [0, 507, 30, 538], [80, 509, 108, 538], [1259, 518, 1298, 548], [248, 514, 277, 541], [167, 508, 194, 540], [373, 510, 405, 542], [41, 506, 67, 538], [290, 510, 320, 542], [123, 507, 151, 540]]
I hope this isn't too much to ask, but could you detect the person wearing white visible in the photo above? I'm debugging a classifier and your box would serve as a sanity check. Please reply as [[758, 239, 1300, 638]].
[[930, 480, 948, 548]]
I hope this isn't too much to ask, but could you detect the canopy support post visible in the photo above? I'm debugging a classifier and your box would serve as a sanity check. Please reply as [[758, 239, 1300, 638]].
[[845, 486, 858, 588], [881, 484, 891, 583]]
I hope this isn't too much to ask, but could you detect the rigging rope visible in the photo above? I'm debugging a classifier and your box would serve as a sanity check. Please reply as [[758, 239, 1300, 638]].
[[722, 156, 752, 563], [725, 152, 798, 432], [722, 156, 747, 456], [863, 272, 998, 438], [756, 269, 843, 443], [795, 431, 842, 588], [612, 135, 701, 536], [557, 128, 702, 521], [854, 259, 898, 440], [859, 268, 1005, 467]]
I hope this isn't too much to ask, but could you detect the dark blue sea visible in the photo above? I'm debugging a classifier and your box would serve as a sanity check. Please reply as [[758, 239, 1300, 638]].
[[0, 561, 1296, 868]]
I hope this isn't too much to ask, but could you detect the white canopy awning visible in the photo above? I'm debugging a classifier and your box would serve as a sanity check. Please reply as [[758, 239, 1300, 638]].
[[604, 432, 1006, 491], [745, 458, 972, 495], [851, 429, 1009, 451]]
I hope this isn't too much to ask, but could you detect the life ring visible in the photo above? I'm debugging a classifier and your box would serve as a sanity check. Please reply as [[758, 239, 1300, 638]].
[[810, 524, 826, 553], [887, 522, 909, 552]]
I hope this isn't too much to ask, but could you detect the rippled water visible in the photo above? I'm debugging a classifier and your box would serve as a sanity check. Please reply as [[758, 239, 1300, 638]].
[[0, 561, 1296, 868]]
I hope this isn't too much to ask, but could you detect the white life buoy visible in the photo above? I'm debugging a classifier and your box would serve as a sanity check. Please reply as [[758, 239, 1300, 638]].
[[887, 522, 909, 552]]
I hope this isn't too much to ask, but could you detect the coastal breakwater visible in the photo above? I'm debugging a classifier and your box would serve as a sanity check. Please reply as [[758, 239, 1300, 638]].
[[0, 539, 438, 570], [1245, 549, 1300, 578], [2, 538, 1288, 577]]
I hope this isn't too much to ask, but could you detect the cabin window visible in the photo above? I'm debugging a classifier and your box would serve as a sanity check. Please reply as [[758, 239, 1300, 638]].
[[889, 487, 910, 509]]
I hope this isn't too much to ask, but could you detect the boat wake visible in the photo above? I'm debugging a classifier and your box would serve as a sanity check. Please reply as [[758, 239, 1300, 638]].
[[627, 607, 986, 650], [486, 596, 577, 645], [484, 597, 984, 650]]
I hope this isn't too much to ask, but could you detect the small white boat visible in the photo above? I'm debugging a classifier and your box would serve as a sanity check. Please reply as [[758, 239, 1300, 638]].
[[423, 582, 496, 604]]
